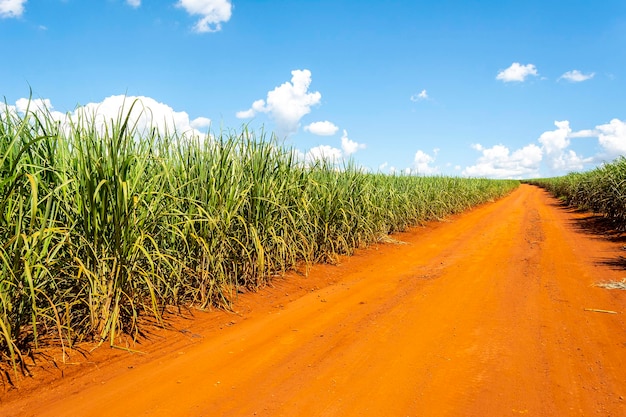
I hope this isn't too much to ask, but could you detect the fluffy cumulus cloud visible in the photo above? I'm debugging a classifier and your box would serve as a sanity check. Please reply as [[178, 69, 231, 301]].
[[305, 145, 343, 164], [460, 118, 626, 178], [304, 130, 365, 164], [463, 143, 543, 179], [538, 120, 589, 172], [235, 101, 262, 119], [340, 130, 366, 156], [378, 162, 399, 174], [126, 0, 141, 8], [596, 119, 626, 158], [496, 63, 538, 82], [15, 98, 54, 114], [6, 98, 68, 125], [538, 121, 571, 155], [0, 0, 26, 18], [9, 95, 211, 138], [559, 70, 595, 83], [177, 0, 232, 33], [519, 118, 626, 176], [190, 116, 211, 129], [304, 121, 339, 136], [412, 149, 439, 175], [237, 69, 322, 137], [74, 95, 211, 137]]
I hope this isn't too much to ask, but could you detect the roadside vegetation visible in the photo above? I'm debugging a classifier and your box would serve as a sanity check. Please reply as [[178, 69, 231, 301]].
[[0, 99, 518, 374], [525, 157, 626, 230]]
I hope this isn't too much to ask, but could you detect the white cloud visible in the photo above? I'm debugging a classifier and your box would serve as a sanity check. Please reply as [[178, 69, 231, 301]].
[[13, 98, 67, 123], [305, 145, 343, 164], [552, 150, 587, 172], [75, 95, 206, 136], [190, 116, 211, 130], [304, 121, 339, 136], [410, 89, 429, 102], [15, 98, 53, 114], [0, 0, 26, 18], [237, 69, 321, 137], [13, 95, 210, 138], [463, 143, 543, 178], [538, 120, 571, 156], [378, 162, 399, 174], [177, 0, 232, 33], [0, 103, 15, 117], [559, 70, 595, 83], [569, 129, 596, 138], [126, 0, 141, 8], [303, 130, 365, 165], [596, 119, 626, 158], [235, 109, 255, 119], [496, 62, 538, 82], [340, 130, 365, 156], [538, 120, 589, 172], [412, 149, 439, 175], [463, 118, 626, 178], [236, 99, 265, 119]]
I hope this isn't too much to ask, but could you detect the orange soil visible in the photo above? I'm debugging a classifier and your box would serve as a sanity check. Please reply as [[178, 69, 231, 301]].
[[1, 184, 625, 416]]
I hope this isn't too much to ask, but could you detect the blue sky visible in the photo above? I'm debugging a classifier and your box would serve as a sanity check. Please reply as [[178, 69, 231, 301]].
[[2, 0, 626, 178]]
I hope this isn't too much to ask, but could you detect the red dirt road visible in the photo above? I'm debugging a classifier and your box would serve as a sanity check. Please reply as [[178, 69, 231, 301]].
[[1, 184, 625, 416]]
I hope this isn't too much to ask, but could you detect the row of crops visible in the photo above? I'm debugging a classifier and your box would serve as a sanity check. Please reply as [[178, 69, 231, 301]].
[[1, 100, 519, 373], [525, 157, 626, 230]]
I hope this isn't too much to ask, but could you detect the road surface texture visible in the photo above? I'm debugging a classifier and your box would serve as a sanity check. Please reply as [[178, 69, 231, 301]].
[[1, 184, 624, 416]]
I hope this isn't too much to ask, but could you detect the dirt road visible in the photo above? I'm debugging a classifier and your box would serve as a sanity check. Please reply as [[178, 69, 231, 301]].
[[1, 184, 625, 416]]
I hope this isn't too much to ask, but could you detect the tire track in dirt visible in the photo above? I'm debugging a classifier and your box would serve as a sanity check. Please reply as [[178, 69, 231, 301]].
[[1, 184, 624, 416]]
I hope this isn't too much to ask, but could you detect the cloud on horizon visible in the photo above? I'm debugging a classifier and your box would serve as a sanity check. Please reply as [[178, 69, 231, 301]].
[[304, 130, 366, 164], [6, 95, 625, 181], [341, 130, 366, 156], [463, 143, 543, 179], [537, 120, 589, 173], [596, 119, 626, 159], [5, 95, 211, 139], [412, 149, 439, 175], [460, 118, 626, 179]]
